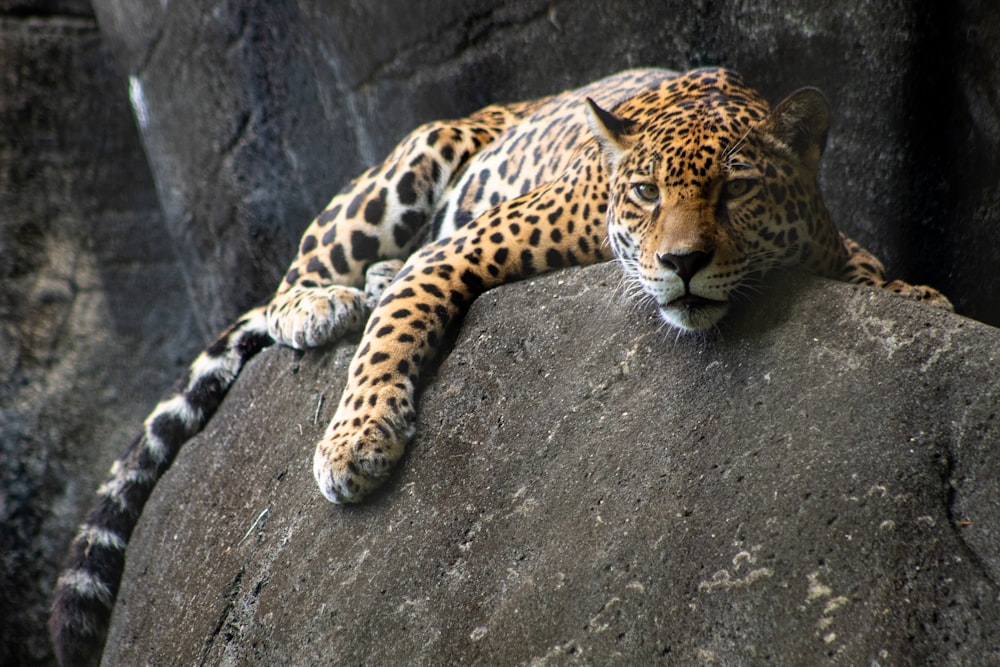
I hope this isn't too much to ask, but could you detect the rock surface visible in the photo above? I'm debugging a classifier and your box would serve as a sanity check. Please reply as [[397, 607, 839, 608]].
[[0, 5, 199, 665], [102, 264, 999, 665]]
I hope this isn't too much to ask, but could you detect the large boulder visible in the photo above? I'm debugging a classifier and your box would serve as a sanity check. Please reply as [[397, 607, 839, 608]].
[[102, 264, 999, 665]]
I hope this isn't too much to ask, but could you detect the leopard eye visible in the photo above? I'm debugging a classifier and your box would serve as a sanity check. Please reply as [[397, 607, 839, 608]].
[[631, 183, 659, 203], [722, 178, 755, 200]]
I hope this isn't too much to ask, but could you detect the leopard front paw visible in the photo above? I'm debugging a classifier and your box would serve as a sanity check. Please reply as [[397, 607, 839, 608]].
[[267, 285, 369, 349], [882, 280, 955, 312], [313, 408, 416, 504], [364, 259, 405, 308]]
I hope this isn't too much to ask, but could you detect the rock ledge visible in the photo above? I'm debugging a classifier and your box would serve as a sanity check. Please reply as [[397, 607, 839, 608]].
[[103, 264, 999, 665]]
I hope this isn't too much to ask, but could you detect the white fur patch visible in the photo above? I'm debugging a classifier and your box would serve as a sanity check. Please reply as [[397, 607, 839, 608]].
[[97, 465, 156, 507], [188, 350, 240, 390], [57, 569, 114, 606], [77, 524, 127, 551], [141, 395, 201, 463]]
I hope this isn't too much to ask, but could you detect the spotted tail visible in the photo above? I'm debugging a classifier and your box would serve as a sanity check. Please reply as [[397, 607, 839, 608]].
[[49, 306, 274, 666]]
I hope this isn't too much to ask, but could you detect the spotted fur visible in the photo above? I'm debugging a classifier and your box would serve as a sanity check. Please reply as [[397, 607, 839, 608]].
[[50, 67, 951, 666]]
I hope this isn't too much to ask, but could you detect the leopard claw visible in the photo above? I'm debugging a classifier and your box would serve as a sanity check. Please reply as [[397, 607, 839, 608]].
[[364, 259, 406, 308], [266, 285, 369, 349], [882, 279, 955, 312], [313, 404, 415, 504]]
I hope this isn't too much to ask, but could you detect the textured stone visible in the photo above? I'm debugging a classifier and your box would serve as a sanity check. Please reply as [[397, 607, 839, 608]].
[[102, 264, 999, 665], [0, 7, 199, 665]]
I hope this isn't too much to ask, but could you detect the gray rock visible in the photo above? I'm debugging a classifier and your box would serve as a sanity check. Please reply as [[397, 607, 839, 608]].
[[102, 264, 999, 665], [0, 6, 199, 664]]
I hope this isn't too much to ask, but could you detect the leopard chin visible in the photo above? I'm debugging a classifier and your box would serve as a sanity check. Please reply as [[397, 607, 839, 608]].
[[658, 296, 730, 332]]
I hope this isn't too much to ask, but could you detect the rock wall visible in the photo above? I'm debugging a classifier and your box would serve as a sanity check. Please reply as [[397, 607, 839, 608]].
[[3, 0, 999, 664], [0, 3, 200, 664], [103, 265, 1000, 664]]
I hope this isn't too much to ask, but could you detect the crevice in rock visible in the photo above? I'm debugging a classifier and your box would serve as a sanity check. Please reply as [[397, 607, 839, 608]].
[[349, 1, 556, 90], [938, 442, 999, 595], [198, 565, 246, 666], [1, 6, 93, 20]]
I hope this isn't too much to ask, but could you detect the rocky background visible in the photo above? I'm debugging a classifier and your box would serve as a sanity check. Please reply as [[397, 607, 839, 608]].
[[1, 2, 201, 664], [1, 0, 998, 664]]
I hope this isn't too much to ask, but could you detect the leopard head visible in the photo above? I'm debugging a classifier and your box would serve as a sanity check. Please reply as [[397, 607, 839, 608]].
[[587, 74, 832, 332]]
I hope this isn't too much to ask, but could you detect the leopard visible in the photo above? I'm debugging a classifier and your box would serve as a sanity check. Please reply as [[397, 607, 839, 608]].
[[49, 66, 951, 666]]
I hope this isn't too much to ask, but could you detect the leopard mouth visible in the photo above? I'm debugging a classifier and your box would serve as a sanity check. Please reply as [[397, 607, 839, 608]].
[[658, 293, 730, 332], [666, 294, 728, 309]]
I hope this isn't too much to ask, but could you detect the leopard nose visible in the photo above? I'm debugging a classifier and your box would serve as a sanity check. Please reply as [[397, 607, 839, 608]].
[[656, 250, 713, 283]]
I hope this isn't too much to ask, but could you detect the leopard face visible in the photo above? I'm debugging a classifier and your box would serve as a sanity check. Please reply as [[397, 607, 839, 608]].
[[587, 77, 835, 332]]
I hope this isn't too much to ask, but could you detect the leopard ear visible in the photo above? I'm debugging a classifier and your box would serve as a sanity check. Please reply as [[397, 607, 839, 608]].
[[585, 97, 638, 170], [766, 88, 830, 170]]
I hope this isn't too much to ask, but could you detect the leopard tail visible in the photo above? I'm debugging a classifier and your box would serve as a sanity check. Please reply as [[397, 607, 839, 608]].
[[48, 306, 273, 667]]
